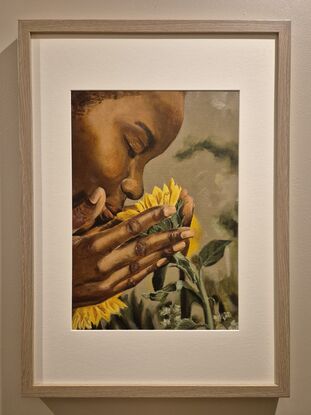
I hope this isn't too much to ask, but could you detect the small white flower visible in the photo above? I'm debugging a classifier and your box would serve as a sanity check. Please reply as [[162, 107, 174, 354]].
[[160, 318, 171, 329], [159, 306, 171, 317], [228, 319, 238, 330], [213, 314, 222, 324], [222, 311, 232, 321]]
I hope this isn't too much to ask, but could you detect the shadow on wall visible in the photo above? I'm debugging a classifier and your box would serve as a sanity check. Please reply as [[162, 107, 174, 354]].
[[0, 39, 279, 415], [42, 398, 279, 415]]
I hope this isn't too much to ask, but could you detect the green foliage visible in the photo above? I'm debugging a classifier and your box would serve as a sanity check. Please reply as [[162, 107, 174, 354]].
[[142, 281, 181, 303], [141, 240, 233, 330], [218, 203, 238, 238], [175, 318, 197, 330], [152, 265, 167, 291], [180, 285, 203, 318], [196, 240, 231, 268], [175, 318, 208, 330], [105, 192, 236, 330], [146, 199, 184, 235], [104, 291, 157, 330], [159, 304, 182, 329], [170, 252, 198, 283], [174, 136, 238, 170], [205, 273, 238, 320]]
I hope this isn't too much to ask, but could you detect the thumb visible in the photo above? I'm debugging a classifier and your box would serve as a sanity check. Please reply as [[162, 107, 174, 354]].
[[73, 187, 107, 234], [180, 189, 194, 227]]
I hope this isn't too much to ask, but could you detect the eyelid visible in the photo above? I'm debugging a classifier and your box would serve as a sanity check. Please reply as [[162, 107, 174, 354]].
[[123, 124, 149, 155], [124, 133, 146, 155]]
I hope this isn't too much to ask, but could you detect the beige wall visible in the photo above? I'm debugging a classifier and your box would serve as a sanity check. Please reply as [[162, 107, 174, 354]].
[[1, 1, 310, 414]]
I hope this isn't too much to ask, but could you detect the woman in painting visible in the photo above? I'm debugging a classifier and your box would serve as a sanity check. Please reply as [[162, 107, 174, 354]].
[[71, 91, 195, 328]]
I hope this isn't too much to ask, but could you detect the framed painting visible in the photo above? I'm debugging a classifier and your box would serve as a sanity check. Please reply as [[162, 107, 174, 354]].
[[19, 20, 290, 397]]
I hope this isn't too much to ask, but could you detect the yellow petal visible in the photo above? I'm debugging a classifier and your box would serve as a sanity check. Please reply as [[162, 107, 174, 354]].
[[114, 297, 127, 309], [187, 214, 202, 257], [116, 209, 138, 221], [168, 178, 176, 192], [135, 200, 147, 213], [142, 193, 158, 209], [116, 179, 183, 221], [152, 186, 164, 205], [72, 295, 127, 330], [169, 183, 182, 206], [162, 184, 170, 205]]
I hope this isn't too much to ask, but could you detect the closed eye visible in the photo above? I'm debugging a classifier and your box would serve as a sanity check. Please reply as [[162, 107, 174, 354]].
[[123, 134, 146, 157], [122, 121, 155, 157]]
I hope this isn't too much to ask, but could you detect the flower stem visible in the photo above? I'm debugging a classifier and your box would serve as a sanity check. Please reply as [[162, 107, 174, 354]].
[[197, 269, 214, 330], [178, 269, 188, 318]]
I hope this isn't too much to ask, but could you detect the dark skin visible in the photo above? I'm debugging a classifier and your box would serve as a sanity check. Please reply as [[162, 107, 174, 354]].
[[72, 92, 194, 308]]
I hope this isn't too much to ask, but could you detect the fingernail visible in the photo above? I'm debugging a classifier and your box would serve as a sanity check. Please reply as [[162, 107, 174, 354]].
[[172, 241, 186, 252], [180, 229, 195, 239], [163, 205, 176, 217], [156, 258, 168, 267], [102, 208, 114, 219], [89, 188, 103, 204]]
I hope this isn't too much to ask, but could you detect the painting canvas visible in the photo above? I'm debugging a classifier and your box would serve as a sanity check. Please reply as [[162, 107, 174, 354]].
[[71, 91, 238, 330]]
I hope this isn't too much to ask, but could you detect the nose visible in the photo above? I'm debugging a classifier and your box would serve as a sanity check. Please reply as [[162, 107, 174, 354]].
[[121, 177, 144, 200]]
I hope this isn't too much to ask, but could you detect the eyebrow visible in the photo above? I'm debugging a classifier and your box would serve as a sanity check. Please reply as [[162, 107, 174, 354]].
[[135, 121, 155, 148]]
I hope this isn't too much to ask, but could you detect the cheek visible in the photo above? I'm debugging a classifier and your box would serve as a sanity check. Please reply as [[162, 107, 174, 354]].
[[92, 133, 129, 183]]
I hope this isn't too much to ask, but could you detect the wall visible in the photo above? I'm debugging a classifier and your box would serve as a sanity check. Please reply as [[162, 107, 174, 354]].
[[1, 1, 310, 414]]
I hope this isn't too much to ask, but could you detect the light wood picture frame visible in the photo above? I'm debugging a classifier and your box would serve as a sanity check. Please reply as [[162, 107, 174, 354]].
[[18, 19, 290, 398]]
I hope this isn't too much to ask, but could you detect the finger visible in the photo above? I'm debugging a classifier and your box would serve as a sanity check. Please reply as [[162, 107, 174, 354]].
[[84, 218, 120, 237], [73, 241, 185, 306], [180, 188, 194, 227], [112, 258, 169, 295], [90, 205, 176, 253], [103, 241, 186, 288], [96, 227, 194, 275], [73, 187, 106, 233]]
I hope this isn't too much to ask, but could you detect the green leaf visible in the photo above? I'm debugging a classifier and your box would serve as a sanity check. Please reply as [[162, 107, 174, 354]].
[[170, 252, 199, 283], [152, 265, 167, 291], [180, 286, 203, 318], [199, 240, 231, 267], [143, 291, 169, 302], [175, 318, 209, 330], [143, 282, 178, 303], [170, 199, 184, 228], [146, 200, 184, 235], [191, 254, 203, 270], [175, 318, 197, 330]]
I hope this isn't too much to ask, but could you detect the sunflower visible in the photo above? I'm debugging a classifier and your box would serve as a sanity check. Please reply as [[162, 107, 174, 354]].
[[117, 178, 202, 257], [72, 295, 127, 330]]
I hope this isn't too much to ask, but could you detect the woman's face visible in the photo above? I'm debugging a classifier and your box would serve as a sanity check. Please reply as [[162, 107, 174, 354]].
[[72, 91, 185, 214]]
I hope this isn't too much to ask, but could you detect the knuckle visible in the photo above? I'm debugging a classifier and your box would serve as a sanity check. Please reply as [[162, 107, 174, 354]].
[[97, 281, 112, 296], [135, 239, 147, 256], [164, 246, 174, 255], [168, 230, 181, 243], [153, 206, 164, 221], [129, 262, 140, 274], [126, 218, 143, 235], [126, 277, 137, 289], [96, 258, 107, 274], [89, 240, 99, 253]]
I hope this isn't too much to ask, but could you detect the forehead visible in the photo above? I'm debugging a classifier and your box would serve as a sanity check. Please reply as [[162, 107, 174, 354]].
[[73, 91, 185, 154]]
